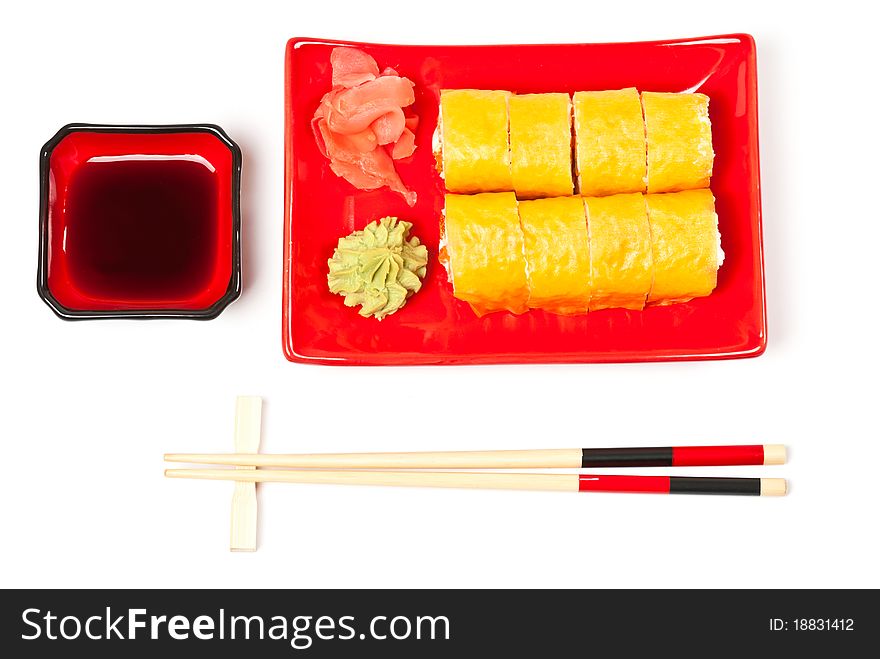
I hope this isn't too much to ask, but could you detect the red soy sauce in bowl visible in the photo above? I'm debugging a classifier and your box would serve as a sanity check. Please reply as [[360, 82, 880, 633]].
[[66, 158, 218, 302]]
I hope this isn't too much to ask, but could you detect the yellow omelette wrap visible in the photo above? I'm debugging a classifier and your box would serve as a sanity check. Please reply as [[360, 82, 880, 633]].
[[439, 90, 512, 193], [645, 189, 721, 305], [444, 192, 529, 316], [509, 93, 574, 199], [574, 88, 647, 197], [584, 193, 654, 311], [519, 196, 591, 315], [642, 91, 714, 193]]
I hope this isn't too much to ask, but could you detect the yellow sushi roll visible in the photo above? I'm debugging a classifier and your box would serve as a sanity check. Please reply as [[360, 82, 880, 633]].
[[443, 192, 529, 316], [519, 196, 591, 315], [438, 90, 512, 193], [573, 88, 646, 197], [642, 92, 714, 193], [645, 189, 722, 305], [584, 193, 654, 311], [509, 93, 574, 199]]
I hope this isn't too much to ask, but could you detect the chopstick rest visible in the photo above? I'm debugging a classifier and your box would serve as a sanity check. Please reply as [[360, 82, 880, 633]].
[[230, 396, 262, 552]]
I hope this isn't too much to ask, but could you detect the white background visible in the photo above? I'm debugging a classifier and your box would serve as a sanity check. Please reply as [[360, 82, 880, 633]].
[[2, 0, 878, 589]]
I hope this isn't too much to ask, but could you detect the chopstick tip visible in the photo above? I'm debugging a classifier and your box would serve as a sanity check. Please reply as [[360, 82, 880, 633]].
[[763, 444, 787, 465], [760, 478, 787, 496]]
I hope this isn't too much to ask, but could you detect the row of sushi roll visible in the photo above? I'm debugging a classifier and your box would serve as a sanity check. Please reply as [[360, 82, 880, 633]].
[[435, 88, 713, 198], [440, 189, 723, 317]]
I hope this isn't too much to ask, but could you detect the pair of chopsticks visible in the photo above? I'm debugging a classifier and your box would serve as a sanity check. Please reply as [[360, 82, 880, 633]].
[[165, 444, 787, 496]]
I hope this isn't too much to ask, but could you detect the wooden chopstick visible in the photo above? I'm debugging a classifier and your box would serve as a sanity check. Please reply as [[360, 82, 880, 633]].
[[164, 468, 786, 496], [165, 444, 786, 469]]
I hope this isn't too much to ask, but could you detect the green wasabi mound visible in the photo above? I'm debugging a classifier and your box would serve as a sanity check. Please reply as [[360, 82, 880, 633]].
[[327, 217, 428, 320]]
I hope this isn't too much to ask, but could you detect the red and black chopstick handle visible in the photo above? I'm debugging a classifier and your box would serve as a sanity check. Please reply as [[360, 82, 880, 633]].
[[577, 475, 785, 496], [580, 445, 783, 468]]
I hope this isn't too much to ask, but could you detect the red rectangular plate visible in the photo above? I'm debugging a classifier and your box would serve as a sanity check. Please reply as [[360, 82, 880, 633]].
[[283, 35, 765, 365]]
